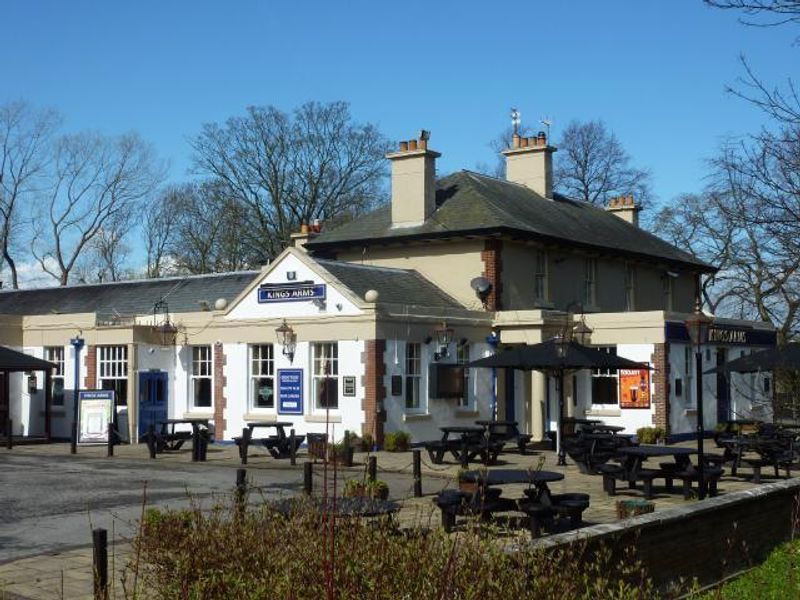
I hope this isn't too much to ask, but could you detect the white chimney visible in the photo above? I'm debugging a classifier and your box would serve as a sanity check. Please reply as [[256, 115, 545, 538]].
[[387, 132, 440, 227], [502, 131, 556, 198]]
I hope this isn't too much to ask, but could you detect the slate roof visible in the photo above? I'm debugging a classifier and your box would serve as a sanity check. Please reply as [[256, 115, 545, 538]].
[[307, 170, 714, 271], [316, 259, 464, 309], [0, 271, 259, 317], [0, 346, 56, 371]]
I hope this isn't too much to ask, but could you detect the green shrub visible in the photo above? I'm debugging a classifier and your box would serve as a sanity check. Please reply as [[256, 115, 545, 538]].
[[359, 433, 374, 452], [343, 478, 389, 500], [384, 430, 411, 452], [636, 427, 666, 444]]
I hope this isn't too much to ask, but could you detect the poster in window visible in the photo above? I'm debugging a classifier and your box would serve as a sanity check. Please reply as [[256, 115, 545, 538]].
[[343, 376, 356, 397], [78, 390, 115, 443], [619, 368, 651, 409], [278, 369, 303, 415]]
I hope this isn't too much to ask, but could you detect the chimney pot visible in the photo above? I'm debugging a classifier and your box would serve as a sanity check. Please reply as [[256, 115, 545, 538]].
[[512, 133, 521, 148], [520, 137, 529, 148], [399, 141, 408, 152], [419, 138, 427, 150], [300, 223, 310, 234], [408, 139, 418, 151], [537, 131, 546, 144]]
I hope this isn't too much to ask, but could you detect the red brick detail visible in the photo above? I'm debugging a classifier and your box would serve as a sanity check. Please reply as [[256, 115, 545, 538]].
[[652, 343, 670, 434], [213, 343, 227, 439], [84, 345, 97, 389], [361, 340, 386, 447], [481, 239, 503, 311]]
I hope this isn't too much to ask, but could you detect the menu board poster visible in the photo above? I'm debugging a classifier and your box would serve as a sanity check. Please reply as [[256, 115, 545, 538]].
[[619, 368, 651, 409], [78, 390, 115, 443], [278, 369, 304, 415]]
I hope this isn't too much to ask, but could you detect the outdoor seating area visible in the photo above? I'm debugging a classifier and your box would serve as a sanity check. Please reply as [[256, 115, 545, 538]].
[[142, 418, 213, 456], [715, 420, 799, 483], [416, 420, 533, 467], [234, 421, 305, 463]]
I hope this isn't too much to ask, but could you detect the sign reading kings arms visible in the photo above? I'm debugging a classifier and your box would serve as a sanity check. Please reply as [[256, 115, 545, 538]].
[[258, 281, 327, 303]]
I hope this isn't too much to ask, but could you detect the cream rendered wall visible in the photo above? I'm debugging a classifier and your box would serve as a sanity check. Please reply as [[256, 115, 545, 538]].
[[336, 241, 486, 310], [383, 340, 493, 443]]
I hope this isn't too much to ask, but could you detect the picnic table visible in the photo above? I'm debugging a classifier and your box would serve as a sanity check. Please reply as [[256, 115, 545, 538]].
[[588, 424, 626, 434], [605, 445, 701, 499], [146, 418, 210, 453], [475, 420, 533, 454], [236, 421, 305, 462]]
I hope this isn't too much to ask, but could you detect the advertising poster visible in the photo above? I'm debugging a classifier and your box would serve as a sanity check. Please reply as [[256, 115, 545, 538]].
[[619, 368, 651, 409], [278, 369, 304, 415], [78, 390, 115, 443]]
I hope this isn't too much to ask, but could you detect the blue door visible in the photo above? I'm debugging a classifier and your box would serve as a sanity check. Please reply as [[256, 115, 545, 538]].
[[138, 371, 168, 438]]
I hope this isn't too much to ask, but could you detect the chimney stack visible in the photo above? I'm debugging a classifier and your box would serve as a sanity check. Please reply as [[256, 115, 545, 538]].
[[606, 195, 641, 227], [387, 130, 440, 228], [290, 223, 320, 252], [502, 131, 556, 198]]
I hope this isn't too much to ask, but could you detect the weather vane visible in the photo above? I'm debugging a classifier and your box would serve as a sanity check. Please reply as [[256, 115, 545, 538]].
[[510, 107, 521, 136]]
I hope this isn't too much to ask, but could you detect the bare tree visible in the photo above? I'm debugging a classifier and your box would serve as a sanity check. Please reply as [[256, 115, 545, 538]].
[[553, 120, 652, 206], [705, 1, 800, 28], [0, 101, 60, 288], [32, 132, 162, 285], [191, 101, 389, 262], [144, 190, 177, 279]]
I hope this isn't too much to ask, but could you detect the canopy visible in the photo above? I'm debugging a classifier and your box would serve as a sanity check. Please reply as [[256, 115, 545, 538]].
[[468, 339, 652, 372], [0, 346, 57, 371], [704, 343, 800, 375]]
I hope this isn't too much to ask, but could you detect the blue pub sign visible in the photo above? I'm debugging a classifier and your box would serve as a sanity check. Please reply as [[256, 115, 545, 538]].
[[278, 369, 304, 415], [258, 282, 326, 303]]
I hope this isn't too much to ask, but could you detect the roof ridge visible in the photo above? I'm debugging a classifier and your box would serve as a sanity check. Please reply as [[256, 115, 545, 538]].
[[316, 259, 414, 274]]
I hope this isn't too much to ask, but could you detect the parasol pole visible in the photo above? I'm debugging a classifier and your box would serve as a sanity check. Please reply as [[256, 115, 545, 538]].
[[557, 367, 566, 466]]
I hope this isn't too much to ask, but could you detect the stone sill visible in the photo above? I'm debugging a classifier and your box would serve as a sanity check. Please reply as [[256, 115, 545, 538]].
[[683, 408, 698, 416], [305, 414, 342, 424], [455, 409, 480, 418], [585, 409, 622, 417], [403, 413, 433, 422], [183, 412, 214, 419], [243, 413, 277, 422]]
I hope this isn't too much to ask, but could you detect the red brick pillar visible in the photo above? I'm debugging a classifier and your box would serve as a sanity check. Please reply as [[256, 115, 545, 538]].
[[481, 239, 503, 310], [361, 340, 386, 447], [84, 345, 97, 389], [652, 343, 670, 435], [213, 343, 227, 440]]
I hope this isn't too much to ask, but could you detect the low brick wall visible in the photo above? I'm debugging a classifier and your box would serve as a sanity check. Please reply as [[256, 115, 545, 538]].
[[536, 478, 800, 591]]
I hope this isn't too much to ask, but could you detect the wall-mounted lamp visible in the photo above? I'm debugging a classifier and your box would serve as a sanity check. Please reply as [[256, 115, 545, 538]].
[[311, 297, 326, 310], [27, 372, 37, 393], [275, 320, 297, 363], [432, 321, 454, 361]]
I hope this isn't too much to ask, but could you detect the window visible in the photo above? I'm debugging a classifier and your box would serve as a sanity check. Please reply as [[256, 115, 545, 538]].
[[191, 345, 212, 409], [250, 344, 274, 409], [591, 346, 618, 405], [98, 345, 128, 406], [584, 258, 597, 307], [313, 342, 339, 409], [624, 264, 636, 311], [684, 346, 694, 407], [405, 343, 422, 411], [663, 276, 673, 311], [457, 344, 471, 408], [45, 346, 65, 406], [534, 251, 548, 303]]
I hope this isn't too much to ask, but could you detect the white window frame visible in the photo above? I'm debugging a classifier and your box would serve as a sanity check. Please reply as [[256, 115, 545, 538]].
[[663, 276, 674, 311], [250, 344, 275, 411], [405, 342, 423, 413], [584, 258, 597, 307], [98, 345, 128, 406], [624, 263, 636, 311], [190, 345, 213, 410], [45, 346, 65, 406], [534, 250, 548, 304], [313, 342, 339, 411], [456, 343, 471, 409], [591, 346, 619, 406]]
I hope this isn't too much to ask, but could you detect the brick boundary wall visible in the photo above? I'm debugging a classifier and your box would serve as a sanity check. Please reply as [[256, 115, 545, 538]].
[[481, 239, 503, 311], [213, 343, 227, 440], [84, 345, 96, 389], [361, 340, 386, 447], [651, 343, 669, 434], [533, 478, 800, 592]]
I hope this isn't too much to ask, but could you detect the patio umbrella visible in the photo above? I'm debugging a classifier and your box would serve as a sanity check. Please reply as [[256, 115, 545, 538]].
[[470, 339, 651, 465], [704, 343, 800, 374]]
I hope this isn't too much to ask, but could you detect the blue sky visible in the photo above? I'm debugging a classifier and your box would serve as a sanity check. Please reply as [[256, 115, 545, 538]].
[[2, 0, 792, 207]]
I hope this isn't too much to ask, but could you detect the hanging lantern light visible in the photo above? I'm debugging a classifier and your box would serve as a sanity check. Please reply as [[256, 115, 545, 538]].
[[275, 320, 297, 363]]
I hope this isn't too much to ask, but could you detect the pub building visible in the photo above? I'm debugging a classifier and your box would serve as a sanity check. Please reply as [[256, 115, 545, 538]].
[[0, 130, 775, 446]]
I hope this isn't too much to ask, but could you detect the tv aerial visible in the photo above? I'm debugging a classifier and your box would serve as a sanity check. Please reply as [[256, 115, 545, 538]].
[[540, 116, 552, 140], [510, 108, 521, 135]]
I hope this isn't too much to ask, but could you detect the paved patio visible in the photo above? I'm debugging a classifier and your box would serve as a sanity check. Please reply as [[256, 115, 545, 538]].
[[0, 438, 788, 599]]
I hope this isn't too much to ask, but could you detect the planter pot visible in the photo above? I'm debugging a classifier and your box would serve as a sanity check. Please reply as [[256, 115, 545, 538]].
[[458, 481, 480, 495]]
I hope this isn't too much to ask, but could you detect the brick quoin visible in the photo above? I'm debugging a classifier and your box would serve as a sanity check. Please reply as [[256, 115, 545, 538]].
[[651, 343, 670, 435], [213, 343, 227, 439], [361, 339, 386, 447], [481, 239, 503, 311], [84, 345, 97, 389]]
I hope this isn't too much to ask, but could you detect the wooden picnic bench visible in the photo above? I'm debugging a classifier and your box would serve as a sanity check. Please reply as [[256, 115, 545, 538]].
[[234, 421, 305, 463]]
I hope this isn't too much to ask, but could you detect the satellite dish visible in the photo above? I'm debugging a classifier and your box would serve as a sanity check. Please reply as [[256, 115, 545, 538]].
[[470, 277, 491, 294]]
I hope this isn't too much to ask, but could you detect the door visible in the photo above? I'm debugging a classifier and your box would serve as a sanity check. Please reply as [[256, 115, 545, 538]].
[[138, 371, 168, 438], [716, 348, 731, 423]]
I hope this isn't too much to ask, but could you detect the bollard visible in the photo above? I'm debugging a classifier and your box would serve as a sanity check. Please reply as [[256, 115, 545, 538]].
[[235, 468, 247, 518], [106, 423, 114, 457], [199, 430, 208, 462], [191, 429, 199, 462], [92, 527, 108, 600], [6, 418, 12, 450], [303, 461, 313, 495], [343, 430, 354, 467], [241, 427, 250, 465], [413, 449, 422, 498], [460, 438, 469, 469], [289, 428, 296, 466], [147, 424, 157, 459], [368, 455, 377, 482], [71, 421, 78, 454]]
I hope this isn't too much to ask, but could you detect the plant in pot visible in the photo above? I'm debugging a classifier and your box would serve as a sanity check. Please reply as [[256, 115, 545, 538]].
[[456, 468, 480, 495], [636, 427, 666, 445], [384, 431, 411, 452], [359, 433, 374, 453], [328, 440, 354, 465], [343, 478, 389, 500]]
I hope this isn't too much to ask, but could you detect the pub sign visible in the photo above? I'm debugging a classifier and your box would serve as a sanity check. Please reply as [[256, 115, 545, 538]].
[[258, 282, 326, 303]]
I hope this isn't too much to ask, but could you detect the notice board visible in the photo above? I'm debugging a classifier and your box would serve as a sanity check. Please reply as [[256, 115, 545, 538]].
[[278, 369, 304, 415], [78, 390, 115, 443]]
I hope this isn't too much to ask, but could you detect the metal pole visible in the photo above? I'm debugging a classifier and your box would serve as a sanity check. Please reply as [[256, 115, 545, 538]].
[[71, 421, 78, 454], [289, 428, 296, 466], [303, 461, 313, 495], [557, 370, 566, 466], [106, 422, 113, 457], [696, 350, 706, 500], [413, 449, 422, 497], [70, 336, 84, 451], [92, 527, 108, 600], [147, 424, 156, 459], [368, 455, 377, 482]]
